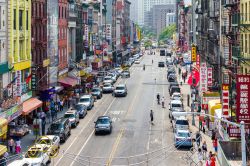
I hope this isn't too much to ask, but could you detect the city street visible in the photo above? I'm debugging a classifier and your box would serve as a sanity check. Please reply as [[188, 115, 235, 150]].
[[51, 52, 186, 166]]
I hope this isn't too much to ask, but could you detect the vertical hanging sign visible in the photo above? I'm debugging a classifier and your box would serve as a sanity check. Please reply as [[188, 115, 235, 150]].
[[199, 63, 207, 93], [191, 45, 197, 62], [196, 54, 200, 69], [222, 84, 229, 117], [207, 67, 213, 87], [16, 71, 22, 96]]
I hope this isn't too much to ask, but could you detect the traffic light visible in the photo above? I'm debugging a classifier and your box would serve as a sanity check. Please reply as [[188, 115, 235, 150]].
[[31, 66, 37, 90]]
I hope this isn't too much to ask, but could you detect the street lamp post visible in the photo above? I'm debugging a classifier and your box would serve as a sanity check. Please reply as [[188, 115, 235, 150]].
[[172, 111, 247, 166]]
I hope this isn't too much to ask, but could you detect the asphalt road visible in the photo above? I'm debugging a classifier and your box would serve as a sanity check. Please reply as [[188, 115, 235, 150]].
[[51, 50, 187, 166]]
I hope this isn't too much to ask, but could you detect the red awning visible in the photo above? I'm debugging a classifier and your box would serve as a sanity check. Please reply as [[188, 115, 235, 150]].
[[22, 98, 43, 115], [58, 76, 78, 87], [187, 70, 200, 86]]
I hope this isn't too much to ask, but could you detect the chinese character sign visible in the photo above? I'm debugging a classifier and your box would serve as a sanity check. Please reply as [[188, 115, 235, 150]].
[[191, 46, 196, 62], [207, 68, 213, 87], [199, 63, 207, 93], [196, 54, 200, 69], [222, 84, 229, 117], [236, 75, 250, 123], [16, 71, 22, 96]]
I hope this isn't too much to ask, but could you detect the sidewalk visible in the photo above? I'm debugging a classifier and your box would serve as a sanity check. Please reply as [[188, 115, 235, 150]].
[[175, 65, 220, 165], [7, 105, 70, 162]]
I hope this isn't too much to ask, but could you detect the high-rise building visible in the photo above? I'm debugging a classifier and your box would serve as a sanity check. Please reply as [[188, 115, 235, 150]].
[[129, 0, 144, 26]]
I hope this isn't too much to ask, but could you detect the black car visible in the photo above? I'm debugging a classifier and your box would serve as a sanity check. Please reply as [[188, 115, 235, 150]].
[[47, 118, 71, 142], [91, 87, 103, 99], [160, 50, 166, 56], [170, 86, 181, 96], [158, 61, 165, 67], [168, 76, 177, 83], [169, 82, 179, 92], [167, 70, 176, 78], [73, 104, 87, 118], [94, 116, 113, 134]]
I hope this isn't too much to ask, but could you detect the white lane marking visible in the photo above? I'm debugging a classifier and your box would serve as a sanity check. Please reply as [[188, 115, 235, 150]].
[[69, 76, 130, 166]]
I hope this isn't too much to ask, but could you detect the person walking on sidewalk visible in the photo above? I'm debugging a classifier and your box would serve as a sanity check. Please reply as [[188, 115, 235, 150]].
[[15, 139, 21, 154], [198, 148, 203, 165], [196, 131, 202, 147], [161, 96, 165, 108], [210, 153, 216, 166], [213, 138, 218, 153], [202, 141, 207, 160], [150, 110, 154, 124], [8, 138, 15, 153], [60, 100, 63, 112]]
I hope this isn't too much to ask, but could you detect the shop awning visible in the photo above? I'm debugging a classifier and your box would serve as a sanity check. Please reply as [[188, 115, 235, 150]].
[[58, 76, 78, 87], [22, 98, 43, 115]]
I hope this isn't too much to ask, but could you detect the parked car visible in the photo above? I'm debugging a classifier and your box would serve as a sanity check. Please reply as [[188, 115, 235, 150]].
[[95, 116, 113, 134], [168, 82, 179, 92], [23, 145, 51, 165], [113, 84, 128, 97], [167, 73, 176, 80], [134, 59, 140, 64], [160, 49, 165, 56], [168, 75, 177, 82], [102, 83, 114, 93], [8, 160, 31, 166], [174, 129, 193, 148], [169, 107, 185, 120], [169, 100, 183, 111], [171, 92, 183, 101], [97, 71, 107, 77], [78, 95, 95, 110], [72, 104, 87, 119], [47, 118, 71, 142], [158, 61, 165, 67], [35, 135, 60, 157], [173, 116, 189, 131], [121, 70, 130, 78], [91, 87, 103, 99], [170, 86, 181, 96], [108, 73, 117, 82], [103, 76, 113, 84], [64, 110, 80, 127]]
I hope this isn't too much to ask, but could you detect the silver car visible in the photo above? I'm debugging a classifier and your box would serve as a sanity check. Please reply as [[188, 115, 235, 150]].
[[174, 129, 193, 148], [64, 110, 80, 127], [95, 116, 113, 134], [113, 84, 128, 97], [78, 95, 95, 110], [102, 83, 114, 93]]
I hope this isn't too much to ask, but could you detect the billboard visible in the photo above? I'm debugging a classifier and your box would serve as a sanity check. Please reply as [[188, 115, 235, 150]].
[[236, 75, 250, 123], [200, 63, 207, 93], [222, 84, 229, 117], [207, 67, 213, 87], [47, 0, 58, 86]]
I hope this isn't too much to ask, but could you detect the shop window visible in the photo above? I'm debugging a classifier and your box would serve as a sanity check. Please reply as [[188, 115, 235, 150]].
[[19, 10, 23, 30], [13, 9, 16, 30], [26, 11, 28, 30]]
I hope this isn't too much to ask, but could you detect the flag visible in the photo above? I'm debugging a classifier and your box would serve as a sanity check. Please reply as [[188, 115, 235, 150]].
[[26, 73, 32, 84]]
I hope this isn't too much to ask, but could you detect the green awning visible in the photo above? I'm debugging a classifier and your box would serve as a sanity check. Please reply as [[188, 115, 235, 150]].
[[0, 62, 8, 74]]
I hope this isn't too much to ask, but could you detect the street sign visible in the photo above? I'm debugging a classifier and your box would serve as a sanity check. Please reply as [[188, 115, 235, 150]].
[[191, 46, 196, 62], [31, 66, 37, 90]]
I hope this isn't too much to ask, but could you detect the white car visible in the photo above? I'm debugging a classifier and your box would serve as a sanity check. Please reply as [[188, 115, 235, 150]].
[[8, 160, 31, 166], [102, 83, 114, 93], [108, 73, 117, 82], [23, 144, 51, 166], [134, 60, 140, 64], [78, 95, 95, 110], [174, 129, 193, 148], [171, 92, 183, 101], [64, 110, 80, 127], [103, 76, 113, 84], [35, 135, 60, 157]]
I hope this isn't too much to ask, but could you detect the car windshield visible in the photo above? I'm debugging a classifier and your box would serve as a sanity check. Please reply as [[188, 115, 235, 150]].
[[25, 150, 42, 158], [50, 123, 63, 130], [172, 88, 180, 92], [36, 138, 51, 144], [177, 132, 190, 137], [104, 77, 111, 80], [104, 84, 111, 87], [64, 114, 75, 118], [79, 98, 90, 102], [96, 118, 110, 124], [74, 104, 84, 110], [116, 87, 125, 90], [92, 89, 99, 92], [172, 104, 182, 108], [176, 120, 189, 125]]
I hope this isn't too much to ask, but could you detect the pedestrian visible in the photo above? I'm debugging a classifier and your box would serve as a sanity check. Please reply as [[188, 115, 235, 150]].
[[212, 130, 216, 140], [42, 119, 46, 135], [68, 96, 72, 108], [199, 116, 203, 131], [46, 109, 51, 123], [60, 100, 64, 112], [51, 109, 55, 121], [8, 138, 15, 153], [196, 131, 202, 147], [210, 154, 216, 166], [161, 97, 165, 108], [202, 120, 206, 133], [202, 141, 207, 160], [178, 68, 181, 75], [213, 138, 218, 153], [150, 110, 154, 124], [198, 148, 203, 163], [15, 139, 21, 154], [40, 110, 46, 122]]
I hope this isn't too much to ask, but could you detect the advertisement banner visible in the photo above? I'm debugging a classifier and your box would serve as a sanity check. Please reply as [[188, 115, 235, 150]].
[[228, 125, 250, 137], [84, 24, 88, 43], [207, 68, 213, 87], [16, 71, 22, 96], [222, 84, 229, 117], [106, 24, 112, 40], [191, 46, 196, 62], [236, 75, 250, 123], [200, 63, 207, 93]]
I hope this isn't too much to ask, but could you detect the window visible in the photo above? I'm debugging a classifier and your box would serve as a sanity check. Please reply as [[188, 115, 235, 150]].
[[26, 11, 28, 30], [62, 7, 64, 19], [245, 34, 248, 53], [13, 9, 16, 30], [19, 10, 23, 30], [20, 40, 24, 60]]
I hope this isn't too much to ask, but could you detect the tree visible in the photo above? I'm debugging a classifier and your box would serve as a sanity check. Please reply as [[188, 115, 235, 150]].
[[158, 24, 176, 41], [144, 40, 152, 48]]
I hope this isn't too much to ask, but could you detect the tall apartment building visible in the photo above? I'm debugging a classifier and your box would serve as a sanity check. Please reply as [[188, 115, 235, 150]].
[[0, 0, 8, 100], [31, 0, 48, 90], [8, 0, 32, 96]]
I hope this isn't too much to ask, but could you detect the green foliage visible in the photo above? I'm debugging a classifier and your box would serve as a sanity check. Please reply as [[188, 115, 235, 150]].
[[144, 40, 152, 48], [158, 24, 176, 41]]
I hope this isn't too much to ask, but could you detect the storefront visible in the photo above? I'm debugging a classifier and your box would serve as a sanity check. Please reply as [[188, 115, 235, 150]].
[[58, 76, 78, 87], [0, 119, 8, 140], [201, 91, 220, 111], [207, 99, 221, 130]]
